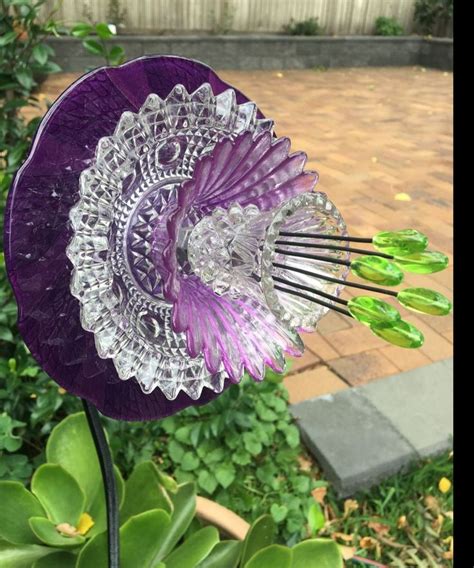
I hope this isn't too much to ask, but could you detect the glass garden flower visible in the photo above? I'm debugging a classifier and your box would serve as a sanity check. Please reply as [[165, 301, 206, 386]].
[[5, 56, 452, 421]]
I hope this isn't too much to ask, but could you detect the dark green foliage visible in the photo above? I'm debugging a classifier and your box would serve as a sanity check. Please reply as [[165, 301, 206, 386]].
[[374, 16, 405, 36], [283, 17, 321, 36], [414, 0, 453, 35]]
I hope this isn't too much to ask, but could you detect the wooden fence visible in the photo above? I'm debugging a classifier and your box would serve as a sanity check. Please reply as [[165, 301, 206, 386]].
[[40, 0, 425, 34]]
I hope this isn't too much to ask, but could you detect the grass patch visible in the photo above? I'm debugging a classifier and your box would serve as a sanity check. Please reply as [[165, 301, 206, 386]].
[[315, 451, 453, 566]]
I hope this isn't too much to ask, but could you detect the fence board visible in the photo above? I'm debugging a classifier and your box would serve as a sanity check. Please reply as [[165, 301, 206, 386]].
[[39, 0, 443, 35]]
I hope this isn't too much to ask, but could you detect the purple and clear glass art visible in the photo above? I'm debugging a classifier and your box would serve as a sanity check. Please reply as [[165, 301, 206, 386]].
[[4, 55, 451, 421]]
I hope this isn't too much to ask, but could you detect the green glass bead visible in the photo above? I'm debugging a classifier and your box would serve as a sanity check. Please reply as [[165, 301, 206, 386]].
[[373, 229, 428, 256], [348, 296, 401, 326], [351, 255, 404, 286], [370, 320, 424, 348], [397, 287, 452, 316], [394, 251, 448, 274]]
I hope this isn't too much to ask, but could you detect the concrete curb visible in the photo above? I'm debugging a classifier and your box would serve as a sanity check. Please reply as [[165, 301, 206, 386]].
[[47, 35, 453, 72], [290, 358, 453, 496]]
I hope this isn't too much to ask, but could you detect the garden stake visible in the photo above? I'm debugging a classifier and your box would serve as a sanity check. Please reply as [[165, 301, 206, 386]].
[[82, 399, 120, 568]]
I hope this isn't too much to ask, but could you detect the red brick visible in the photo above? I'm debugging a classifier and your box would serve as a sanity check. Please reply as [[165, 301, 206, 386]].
[[328, 350, 399, 386]]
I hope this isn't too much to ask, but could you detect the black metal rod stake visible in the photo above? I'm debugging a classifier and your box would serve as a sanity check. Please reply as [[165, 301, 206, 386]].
[[82, 399, 120, 568], [278, 231, 373, 243], [274, 240, 393, 259]]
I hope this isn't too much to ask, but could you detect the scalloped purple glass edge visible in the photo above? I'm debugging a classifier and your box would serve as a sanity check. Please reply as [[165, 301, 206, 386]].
[[4, 55, 267, 421]]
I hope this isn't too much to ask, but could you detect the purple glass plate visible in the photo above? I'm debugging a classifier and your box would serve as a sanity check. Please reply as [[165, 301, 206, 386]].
[[5, 55, 348, 420]]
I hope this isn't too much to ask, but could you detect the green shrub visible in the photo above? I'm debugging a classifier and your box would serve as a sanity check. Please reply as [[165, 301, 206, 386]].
[[143, 371, 319, 545], [0, 412, 343, 567], [70, 22, 126, 66], [414, 0, 453, 35], [283, 17, 321, 36], [0, 11, 128, 483], [374, 16, 405, 36]]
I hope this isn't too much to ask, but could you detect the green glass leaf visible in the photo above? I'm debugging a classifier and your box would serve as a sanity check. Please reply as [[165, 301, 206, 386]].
[[29, 517, 85, 549], [0, 481, 45, 545], [370, 320, 424, 348], [244, 544, 292, 568], [398, 288, 452, 316], [351, 256, 404, 286], [292, 539, 343, 568], [373, 229, 428, 256], [348, 296, 401, 326], [31, 464, 85, 526], [394, 251, 449, 274], [77, 509, 171, 568], [196, 540, 242, 568], [240, 515, 276, 567], [164, 526, 220, 568], [120, 461, 172, 524]]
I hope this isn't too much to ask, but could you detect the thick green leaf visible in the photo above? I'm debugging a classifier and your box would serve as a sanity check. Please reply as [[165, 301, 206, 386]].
[[164, 526, 219, 568], [307, 503, 325, 535], [15, 69, 34, 90], [32, 551, 76, 567], [292, 539, 343, 568], [0, 542, 56, 568], [120, 461, 172, 523], [32, 44, 49, 66], [122, 509, 171, 568], [70, 23, 93, 38], [95, 23, 114, 39], [29, 517, 85, 549], [244, 544, 292, 568], [31, 464, 85, 525], [0, 482, 45, 544], [46, 413, 101, 510], [0, 31, 17, 47], [108, 45, 125, 65], [87, 465, 124, 538], [239, 515, 276, 567], [196, 540, 242, 568], [46, 413, 124, 537], [77, 509, 171, 568], [155, 482, 196, 561], [82, 39, 105, 56]]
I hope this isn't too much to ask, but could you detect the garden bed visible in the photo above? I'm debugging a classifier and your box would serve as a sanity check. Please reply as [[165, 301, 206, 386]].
[[46, 35, 453, 72]]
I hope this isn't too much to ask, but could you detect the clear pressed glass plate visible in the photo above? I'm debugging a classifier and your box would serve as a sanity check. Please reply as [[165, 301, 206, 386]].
[[66, 82, 347, 400]]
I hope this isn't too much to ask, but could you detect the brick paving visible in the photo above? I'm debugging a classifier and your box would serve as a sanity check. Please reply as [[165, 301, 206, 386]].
[[30, 67, 453, 402]]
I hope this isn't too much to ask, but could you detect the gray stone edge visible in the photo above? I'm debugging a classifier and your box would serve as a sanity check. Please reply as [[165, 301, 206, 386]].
[[291, 359, 453, 496], [46, 35, 453, 72], [294, 392, 419, 496]]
